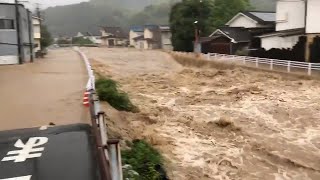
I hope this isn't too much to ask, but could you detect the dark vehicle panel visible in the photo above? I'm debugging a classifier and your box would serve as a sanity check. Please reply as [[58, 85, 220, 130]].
[[0, 124, 100, 180]]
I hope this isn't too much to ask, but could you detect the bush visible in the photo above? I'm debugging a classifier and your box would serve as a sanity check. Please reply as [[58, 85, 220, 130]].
[[122, 140, 168, 180], [72, 37, 94, 45], [95, 78, 137, 112]]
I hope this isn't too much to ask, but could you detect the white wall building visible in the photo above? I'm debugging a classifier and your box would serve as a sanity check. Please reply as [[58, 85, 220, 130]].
[[32, 16, 41, 53], [226, 11, 275, 29], [259, 0, 320, 61], [275, 0, 305, 32], [131, 25, 173, 50], [159, 26, 173, 50], [129, 26, 144, 47], [100, 27, 128, 47], [306, 0, 320, 34]]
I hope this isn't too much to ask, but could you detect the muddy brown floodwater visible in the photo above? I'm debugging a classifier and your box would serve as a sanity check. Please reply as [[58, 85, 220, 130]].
[[83, 47, 320, 180]]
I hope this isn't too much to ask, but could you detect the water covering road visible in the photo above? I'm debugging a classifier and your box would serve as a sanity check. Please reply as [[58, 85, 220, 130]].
[[0, 48, 89, 131]]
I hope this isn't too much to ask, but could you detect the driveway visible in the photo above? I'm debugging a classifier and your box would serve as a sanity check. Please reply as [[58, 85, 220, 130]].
[[0, 48, 89, 131]]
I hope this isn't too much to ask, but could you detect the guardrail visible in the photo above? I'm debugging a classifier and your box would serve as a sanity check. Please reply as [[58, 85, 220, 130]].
[[74, 47, 122, 180], [207, 53, 320, 76]]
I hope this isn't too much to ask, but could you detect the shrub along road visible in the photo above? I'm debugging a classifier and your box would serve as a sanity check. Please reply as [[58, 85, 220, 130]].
[[0, 48, 90, 131]]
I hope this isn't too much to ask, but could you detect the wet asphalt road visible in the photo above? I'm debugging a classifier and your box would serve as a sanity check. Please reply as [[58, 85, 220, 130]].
[[0, 48, 90, 131]]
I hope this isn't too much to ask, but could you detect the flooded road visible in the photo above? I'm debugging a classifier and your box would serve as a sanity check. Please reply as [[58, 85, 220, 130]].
[[0, 48, 89, 131], [85, 47, 320, 180]]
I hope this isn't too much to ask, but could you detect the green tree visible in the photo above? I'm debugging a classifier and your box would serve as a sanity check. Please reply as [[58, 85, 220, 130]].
[[40, 24, 53, 49], [211, 0, 250, 28], [170, 0, 215, 52], [170, 0, 250, 52], [72, 37, 94, 45]]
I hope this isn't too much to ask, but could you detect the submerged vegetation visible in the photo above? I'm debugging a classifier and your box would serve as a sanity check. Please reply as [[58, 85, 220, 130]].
[[95, 78, 137, 112], [122, 140, 168, 180]]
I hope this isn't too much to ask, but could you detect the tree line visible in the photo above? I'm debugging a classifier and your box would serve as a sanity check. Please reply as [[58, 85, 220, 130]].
[[170, 0, 251, 52]]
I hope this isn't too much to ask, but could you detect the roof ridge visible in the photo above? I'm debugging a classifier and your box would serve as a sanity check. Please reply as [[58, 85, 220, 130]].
[[245, 10, 276, 13]]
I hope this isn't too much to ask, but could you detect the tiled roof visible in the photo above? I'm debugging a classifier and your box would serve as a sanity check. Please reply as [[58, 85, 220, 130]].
[[130, 26, 144, 32], [210, 27, 251, 42], [243, 11, 276, 24]]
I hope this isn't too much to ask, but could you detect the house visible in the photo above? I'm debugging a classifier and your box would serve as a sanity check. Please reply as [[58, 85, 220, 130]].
[[74, 31, 102, 45], [85, 32, 102, 45], [75, 32, 84, 38], [159, 25, 173, 50], [131, 25, 173, 50], [129, 25, 144, 47], [100, 27, 128, 47], [202, 27, 251, 54], [0, 3, 34, 65], [199, 11, 275, 54], [32, 16, 42, 53], [142, 25, 162, 49], [255, 0, 320, 62]]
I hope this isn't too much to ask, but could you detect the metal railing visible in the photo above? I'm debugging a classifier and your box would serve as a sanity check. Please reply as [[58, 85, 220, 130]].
[[74, 47, 122, 180], [207, 53, 320, 76]]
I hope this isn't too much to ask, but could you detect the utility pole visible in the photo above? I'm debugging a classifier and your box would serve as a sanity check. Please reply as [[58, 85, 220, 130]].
[[15, 0, 23, 64]]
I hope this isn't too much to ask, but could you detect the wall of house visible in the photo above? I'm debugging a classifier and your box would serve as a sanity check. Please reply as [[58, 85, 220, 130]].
[[88, 36, 102, 44], [143, 40, 149, 49], [201, 36, 231, 54], [276, 0, 305, 31], [251, 36, 306, 62], [228, 15, 259, 28], [100, 30, 107, 37], [161, 31, 173, 50], [20, 6, 33, 62], [306, 0, 320, 34], [129, 30, 143, 46], [0, 4, 33, 64], [0, 4, 19, 64], [134, 40, 145, 49], [144, 28, 153, 39], [33, 18, 41, 52], [261, 35, 300, 51]]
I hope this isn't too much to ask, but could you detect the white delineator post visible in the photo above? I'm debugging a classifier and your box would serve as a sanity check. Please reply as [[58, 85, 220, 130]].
[[256, 57, 259, 67], [206, 53, 210, 60], [308, 63, 312, 76], [287, 61, 291, 72], [270, 59, 273, 70]]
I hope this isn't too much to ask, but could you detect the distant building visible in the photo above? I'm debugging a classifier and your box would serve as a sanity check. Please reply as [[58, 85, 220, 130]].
[[0, 3, 34, 65], [32, 16, 42, 53], [74, 31, 102, 45], [159, 25, 173, 50], [85, 32, 102, 45], [131, 25, 173, 50], [75, 32, 84, 38], [100, 27, 128, 47], [129, 25, 144, 47]]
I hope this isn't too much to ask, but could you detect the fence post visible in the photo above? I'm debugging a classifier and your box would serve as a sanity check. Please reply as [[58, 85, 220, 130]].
[[270, 59, 273, 70], [256, 58, 259, 67], [287, 61, 291, 72], [308, 63, 312, 76]]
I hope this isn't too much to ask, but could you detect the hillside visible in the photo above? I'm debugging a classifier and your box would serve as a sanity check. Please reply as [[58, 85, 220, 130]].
[[44, 0, 277, 37]]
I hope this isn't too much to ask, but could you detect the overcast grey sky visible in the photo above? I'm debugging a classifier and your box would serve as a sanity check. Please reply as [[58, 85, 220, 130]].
[[0, 0, 88, 9]]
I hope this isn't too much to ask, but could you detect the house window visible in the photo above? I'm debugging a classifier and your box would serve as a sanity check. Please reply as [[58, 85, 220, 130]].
[[0, 19, 15, 29]]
